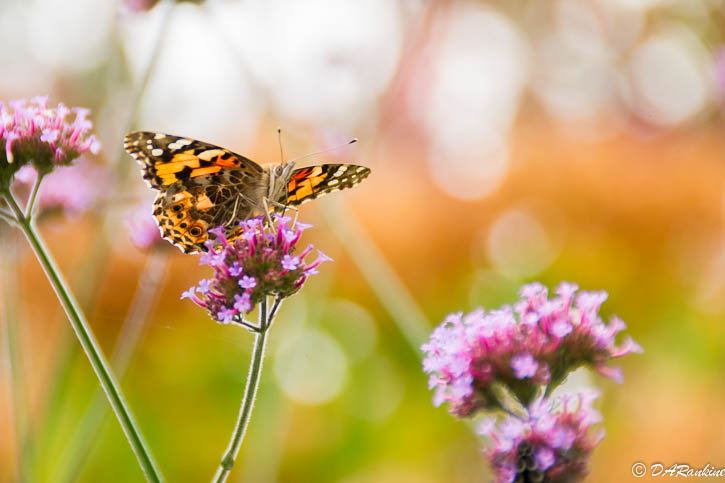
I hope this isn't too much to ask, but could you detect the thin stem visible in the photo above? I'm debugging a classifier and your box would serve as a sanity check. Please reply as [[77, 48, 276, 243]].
[[53, 252, 169, 482], [213, 299, 272, 482], [0, 208, 18, 226], [232, 319, 261, 333], [1, 189, 162, 482], [24, 172, 44, 218], [267, 297, 283, 327], [33, 212, 117, 478]]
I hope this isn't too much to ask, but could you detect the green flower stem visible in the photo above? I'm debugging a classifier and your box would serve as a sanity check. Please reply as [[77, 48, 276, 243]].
[[24, 172, 45, 217], [0, 207, 17, 225], [213, 297, 280, 482], [54, 251, 169, 482], [1, 189, 162, 482], [34, 212, 117, 475]]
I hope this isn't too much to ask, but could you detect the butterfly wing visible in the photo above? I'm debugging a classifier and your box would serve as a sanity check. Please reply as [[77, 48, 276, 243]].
[[151, 177, 267, 253], [124, 131, 268, 253], [124, 131, 265, 189], [285, 164, 371, 206]]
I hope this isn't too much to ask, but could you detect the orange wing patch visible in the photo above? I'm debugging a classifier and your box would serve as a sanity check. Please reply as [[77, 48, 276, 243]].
[[154, 151, 236, 185], [124, 131, 264, 189], [286, 164, 370, 205]]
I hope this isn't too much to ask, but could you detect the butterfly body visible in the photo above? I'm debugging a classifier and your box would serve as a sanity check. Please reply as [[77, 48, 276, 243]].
[[124, 131, 370, 253]]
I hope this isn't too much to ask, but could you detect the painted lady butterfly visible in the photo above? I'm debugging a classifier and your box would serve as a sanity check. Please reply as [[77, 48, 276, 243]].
[[124, 131, 370, 253]]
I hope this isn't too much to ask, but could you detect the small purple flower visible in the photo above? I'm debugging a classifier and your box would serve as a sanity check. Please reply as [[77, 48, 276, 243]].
[[229, 262, 243, 277], [281, 254, 300, 270], [233, 293, 251, 313], [198, 279, 212, 294], [199, 250, 226, 268], [535, 447, 555, 471], [294, 221, 312, 231], [217, 308, 236, 325], [238, 275, 257, 290], [555, 281, 578, 301], [305, 250, 333, 275], [181, 216, 330, 323], [549, 318, 572, 338], [511, 353, 538, 379]]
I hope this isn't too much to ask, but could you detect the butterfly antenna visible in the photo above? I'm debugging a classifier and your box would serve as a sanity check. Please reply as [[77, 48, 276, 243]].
[[277, 128, 285, 164], [287, 138, 358, 165]]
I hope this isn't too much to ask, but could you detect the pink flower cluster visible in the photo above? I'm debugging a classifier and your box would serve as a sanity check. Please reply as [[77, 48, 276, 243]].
[[1, 96, 100, 171], [422, 282, 643, 417], [181, 216, 332, 324], [480, 391, 605, 483]]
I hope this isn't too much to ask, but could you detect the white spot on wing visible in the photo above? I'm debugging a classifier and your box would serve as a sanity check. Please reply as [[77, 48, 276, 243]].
[[151, 148, 164, 156], [154, 133, 166, 139], [334, 166, 347, 177], [327, 178, 339, 186]]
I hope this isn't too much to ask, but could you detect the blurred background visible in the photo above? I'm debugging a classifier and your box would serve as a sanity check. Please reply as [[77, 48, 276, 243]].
[[1, 0, 725, 481]]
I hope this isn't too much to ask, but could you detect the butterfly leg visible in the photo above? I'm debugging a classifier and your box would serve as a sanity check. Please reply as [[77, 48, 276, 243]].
[[262, 197, 298, 225], [229, 196, 241, 225], [262, 197, 276, 226]]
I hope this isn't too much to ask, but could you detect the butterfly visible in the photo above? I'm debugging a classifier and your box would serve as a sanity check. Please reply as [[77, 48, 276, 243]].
[[124, 131, 370, 253]]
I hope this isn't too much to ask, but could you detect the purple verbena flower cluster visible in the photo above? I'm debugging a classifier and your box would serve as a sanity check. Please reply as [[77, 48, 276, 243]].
[[0, 97, 100, 187], [422, 282, 643, 417], [479, 391, 604, 483], [181, 215, 332, 324]]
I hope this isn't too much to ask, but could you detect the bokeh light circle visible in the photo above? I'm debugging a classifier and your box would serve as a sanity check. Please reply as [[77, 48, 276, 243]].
[[485, 208, 560, 280], [121, 3, 260, 145], [323, 299, 378, 363], [412, 3, 528, 200], [626, 28, 711, 126], [274, 328, 348, 405], [345, 356, 404, 422]]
